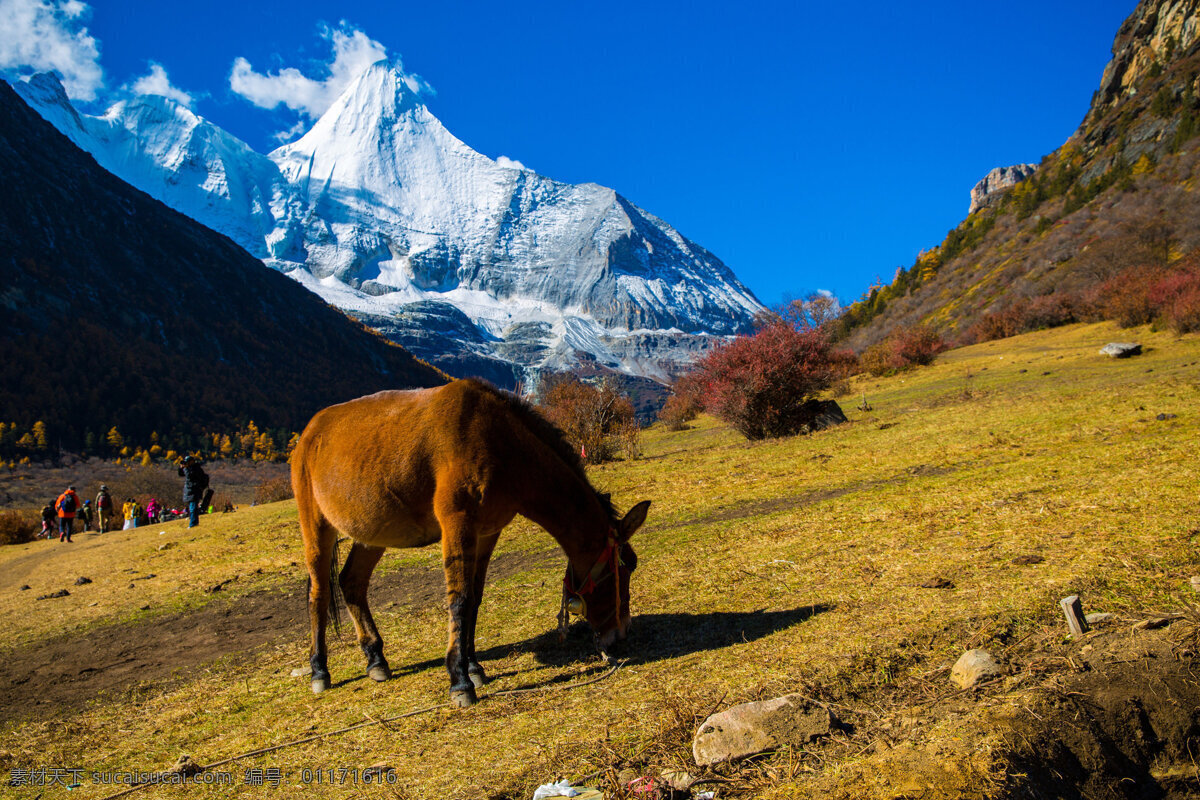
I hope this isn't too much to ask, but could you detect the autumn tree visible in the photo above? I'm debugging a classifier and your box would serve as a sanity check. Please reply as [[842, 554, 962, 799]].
[[539, 376, 638, 464]]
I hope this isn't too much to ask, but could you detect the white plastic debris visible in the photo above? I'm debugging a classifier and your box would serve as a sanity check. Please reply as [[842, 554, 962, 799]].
[[532, 780, 580, 800]]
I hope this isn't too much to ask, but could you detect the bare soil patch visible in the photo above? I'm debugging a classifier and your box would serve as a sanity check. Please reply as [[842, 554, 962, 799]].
[[0, 549, 554, 723]]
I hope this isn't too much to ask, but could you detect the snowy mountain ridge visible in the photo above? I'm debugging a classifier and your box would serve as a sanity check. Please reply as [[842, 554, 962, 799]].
[[14, 63, 762, 385]]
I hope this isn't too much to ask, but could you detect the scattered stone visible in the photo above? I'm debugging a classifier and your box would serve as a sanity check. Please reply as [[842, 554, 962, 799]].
[[139, 605, 151, 611], [1100, 342, 1142, 358], [88, 602, 98, 607], [1133, 614, 1184, 631], [165, 755, 201, 778], [73, 576, 92, 585], [1042, 371, 1052, 376], [693, 694, 835, 767], [1012, 554, 1045, 566], [950, 649, 1001, 689], [36, 589, 69, 600], [1189, 576, 1200, 593], [920, 576, 955, 589], [19, 585, 30, 591], [660, 770, 696, 790], [290, 665, 313, 678], [157, 543, 173, 551], [1156, 413, 1178, 421], [1060, 595, 1089, 637], [1085, 612, 1113, 626], [127, 583, 135, 589]]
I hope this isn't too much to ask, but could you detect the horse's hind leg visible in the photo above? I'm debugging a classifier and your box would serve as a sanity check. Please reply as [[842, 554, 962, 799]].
[[339, 542, 390, 682], [298, 490, 337, 694]]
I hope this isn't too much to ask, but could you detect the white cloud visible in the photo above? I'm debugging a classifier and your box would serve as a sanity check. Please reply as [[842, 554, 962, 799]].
[[495, 156, 527, 171], [230, 23, 426, 120], [0, 0, 102, 100], [129, 62, 193, 107]]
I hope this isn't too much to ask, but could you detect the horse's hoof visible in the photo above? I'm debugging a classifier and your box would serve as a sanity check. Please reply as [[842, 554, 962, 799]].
[[311, 677, 331, 694], [468, 669, 487, 689], [367, 665, 391, 683], [449, 687, 477, 708]]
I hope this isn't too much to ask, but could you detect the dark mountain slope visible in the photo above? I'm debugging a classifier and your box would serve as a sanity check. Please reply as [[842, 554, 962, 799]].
[[0, 81, 445, 450], [837, 0, 1200, 349]]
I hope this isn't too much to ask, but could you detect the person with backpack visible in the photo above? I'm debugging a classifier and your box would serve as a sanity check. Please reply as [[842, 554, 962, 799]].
[[178, 456, 210, 528], [96, 485, 113, 532], [55, 486, 80, 542], [79, 499, 93, 532]]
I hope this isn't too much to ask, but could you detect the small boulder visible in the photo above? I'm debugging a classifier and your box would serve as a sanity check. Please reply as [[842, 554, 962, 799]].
[[1085, 612, 1113, 626], [693, 694, 834, 767], [74, 576, 92, 585], [1100, 342, 1141, 358], [19, 585, 30, 591], [36, 589, 70, 600], [951, 649, 1001, 689]]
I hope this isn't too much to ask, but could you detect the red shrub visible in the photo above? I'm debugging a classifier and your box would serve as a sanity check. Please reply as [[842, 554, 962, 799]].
[[860, 325, 945, 376], [688, 322, 836, 440], [1148, 267, 1200, 333], [1100, 265, 1164, 328], [657, 393, 700, 431]]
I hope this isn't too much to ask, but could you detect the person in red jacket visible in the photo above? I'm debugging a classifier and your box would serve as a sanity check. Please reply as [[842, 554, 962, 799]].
[[55, 486, 80, 543]]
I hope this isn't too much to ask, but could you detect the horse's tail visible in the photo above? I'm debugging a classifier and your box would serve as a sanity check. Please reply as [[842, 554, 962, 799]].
[[302, 537, 344, 636], [328, 537, 344, 636]]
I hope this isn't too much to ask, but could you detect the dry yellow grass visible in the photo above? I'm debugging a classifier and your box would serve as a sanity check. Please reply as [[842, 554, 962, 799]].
[[1, 320, 1198, 799]]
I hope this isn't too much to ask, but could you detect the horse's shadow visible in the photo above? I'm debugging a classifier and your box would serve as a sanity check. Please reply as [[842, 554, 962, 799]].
[[390, 603, 833, 680]]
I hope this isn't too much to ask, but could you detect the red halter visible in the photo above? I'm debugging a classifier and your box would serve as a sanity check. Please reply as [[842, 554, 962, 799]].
[[559, 530, 625, 640]]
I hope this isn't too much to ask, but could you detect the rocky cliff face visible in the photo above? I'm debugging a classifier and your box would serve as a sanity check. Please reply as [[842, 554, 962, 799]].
[[1093, 0, 1200, 114], [968, 164, 1039, 214]]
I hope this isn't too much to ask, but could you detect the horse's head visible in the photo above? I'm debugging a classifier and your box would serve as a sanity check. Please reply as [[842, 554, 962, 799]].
[[566, 500, 650, 652]]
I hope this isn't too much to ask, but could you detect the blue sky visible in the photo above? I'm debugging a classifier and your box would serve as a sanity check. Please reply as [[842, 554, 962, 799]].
[[2, 0, 1136, 307]]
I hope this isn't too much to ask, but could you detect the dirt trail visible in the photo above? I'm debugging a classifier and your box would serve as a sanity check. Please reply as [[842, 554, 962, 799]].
[[0, 550, 554, 723]]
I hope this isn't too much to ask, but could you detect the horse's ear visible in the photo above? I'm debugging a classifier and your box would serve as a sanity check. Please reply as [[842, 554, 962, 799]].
[[618, 500, 651, 541]]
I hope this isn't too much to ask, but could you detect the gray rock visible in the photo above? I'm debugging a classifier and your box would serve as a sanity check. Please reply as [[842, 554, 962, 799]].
[[969, 164, 1038, 214], [74, 576, 92, 585], [693, 694, 834, 767], [36, 589, 69, 600], [951, 649, 1002, 689], [1085, 612, 1113, 625], [1100, 342, 1142, 358]]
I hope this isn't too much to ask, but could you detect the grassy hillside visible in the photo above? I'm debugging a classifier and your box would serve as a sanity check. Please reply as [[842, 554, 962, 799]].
[[1, 322, 1198, 798]]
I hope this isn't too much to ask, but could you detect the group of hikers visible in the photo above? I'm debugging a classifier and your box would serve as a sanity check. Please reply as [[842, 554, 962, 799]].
[[41, 456, 213, 542]]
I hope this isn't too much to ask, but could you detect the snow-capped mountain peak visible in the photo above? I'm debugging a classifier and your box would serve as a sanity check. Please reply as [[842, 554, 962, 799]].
[[12, 65, 762, 386]]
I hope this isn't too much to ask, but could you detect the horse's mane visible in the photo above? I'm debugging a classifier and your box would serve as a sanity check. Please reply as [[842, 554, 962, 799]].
[[463, 379, 617, 521]]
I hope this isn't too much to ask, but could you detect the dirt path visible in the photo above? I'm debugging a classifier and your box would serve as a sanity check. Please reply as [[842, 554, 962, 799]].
[[0, 550, 554, 723]]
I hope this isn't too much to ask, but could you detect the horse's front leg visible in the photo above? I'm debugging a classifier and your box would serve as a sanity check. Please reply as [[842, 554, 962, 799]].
[[436, 488, 480, 707], [464, 531, 501, 689]]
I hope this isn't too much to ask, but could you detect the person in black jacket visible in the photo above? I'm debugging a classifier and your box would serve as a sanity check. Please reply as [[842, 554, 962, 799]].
[[178, 456, 210, 528]]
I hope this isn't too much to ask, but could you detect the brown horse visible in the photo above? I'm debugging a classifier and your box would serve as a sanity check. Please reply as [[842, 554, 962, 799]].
[[291, 378, 650, 706]]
